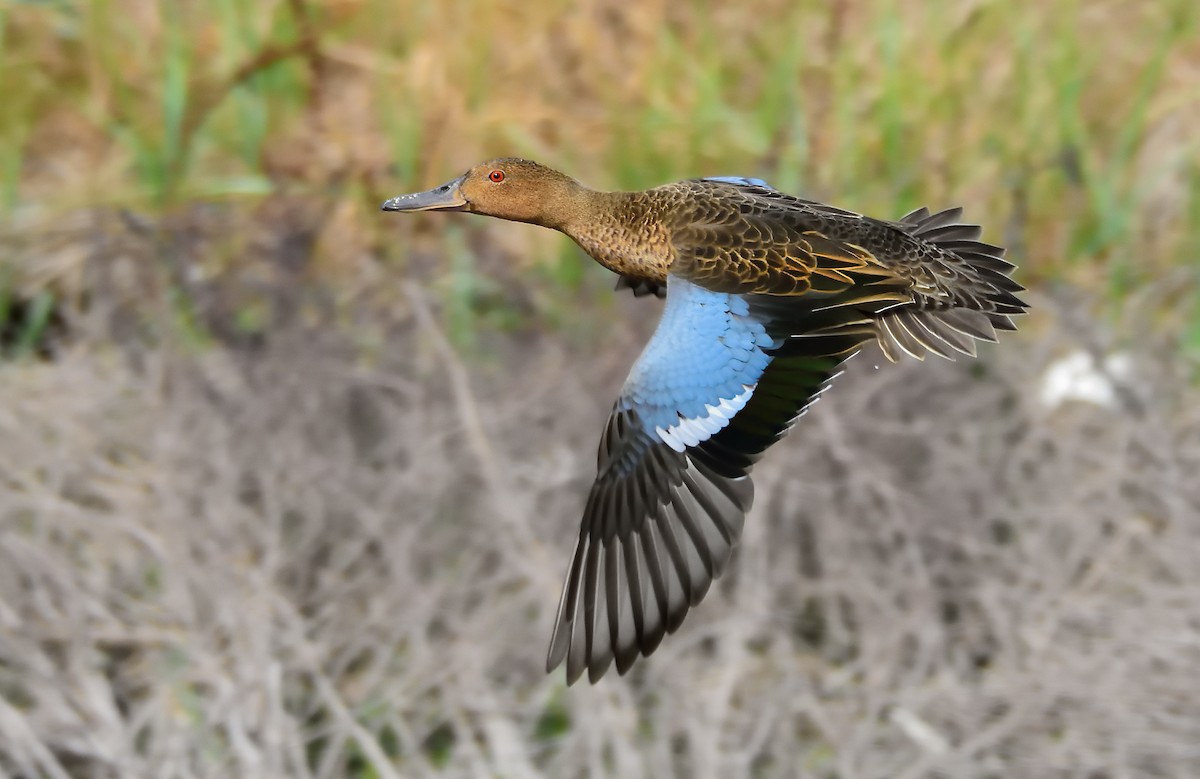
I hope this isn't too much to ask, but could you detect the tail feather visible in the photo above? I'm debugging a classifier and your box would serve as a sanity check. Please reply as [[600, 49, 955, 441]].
[[874, 207, 1028, 362], [917, 223, 982, 242], [902, 308, 978, 357], [938, 308, 999, 342]]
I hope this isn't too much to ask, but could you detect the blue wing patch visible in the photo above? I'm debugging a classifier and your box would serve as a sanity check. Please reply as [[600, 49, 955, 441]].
[[619, 276, 778, 453], [702, 175, 775, 189]]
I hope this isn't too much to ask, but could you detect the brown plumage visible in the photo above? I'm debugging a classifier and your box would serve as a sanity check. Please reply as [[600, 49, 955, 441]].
[[383, 158, 1028, 683]]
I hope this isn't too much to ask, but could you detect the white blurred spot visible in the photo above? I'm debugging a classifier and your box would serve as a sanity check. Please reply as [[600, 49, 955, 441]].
[[1038, 350, 1131, 409]]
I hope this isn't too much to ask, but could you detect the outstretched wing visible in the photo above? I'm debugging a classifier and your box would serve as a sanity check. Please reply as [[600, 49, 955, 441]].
[[547, 274, 874, 684]]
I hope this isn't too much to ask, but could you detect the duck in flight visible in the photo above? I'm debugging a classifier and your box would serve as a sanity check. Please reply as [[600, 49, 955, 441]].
[[383, 159, 1027, 684]]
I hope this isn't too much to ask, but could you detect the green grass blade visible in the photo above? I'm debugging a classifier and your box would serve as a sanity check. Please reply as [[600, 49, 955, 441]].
[[12, 290, 54, 360]]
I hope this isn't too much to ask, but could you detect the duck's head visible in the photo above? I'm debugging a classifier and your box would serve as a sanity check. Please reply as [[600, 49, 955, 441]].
[[382, 158, 586, 228]]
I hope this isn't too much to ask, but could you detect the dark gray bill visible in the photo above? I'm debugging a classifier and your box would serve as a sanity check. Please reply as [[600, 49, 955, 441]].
[[381, 175, 468, 212]]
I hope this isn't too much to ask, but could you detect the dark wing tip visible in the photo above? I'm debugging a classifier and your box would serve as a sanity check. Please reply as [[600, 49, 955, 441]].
[[547, 448, 752, 685]]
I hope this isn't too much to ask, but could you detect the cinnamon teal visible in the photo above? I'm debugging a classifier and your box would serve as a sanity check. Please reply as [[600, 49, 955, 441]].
[[383, 159, 1027, 684]]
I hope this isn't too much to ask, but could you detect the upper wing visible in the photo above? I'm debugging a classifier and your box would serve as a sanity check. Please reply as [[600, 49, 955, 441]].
[[546, 274, 874, 684], [612, 177, 780, 300], [669, 180, 901, 298], [666, 180, 1028, 361]]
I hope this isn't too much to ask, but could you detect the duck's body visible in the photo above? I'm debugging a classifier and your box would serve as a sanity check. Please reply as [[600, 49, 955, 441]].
[[383, 159, 1027, 684]]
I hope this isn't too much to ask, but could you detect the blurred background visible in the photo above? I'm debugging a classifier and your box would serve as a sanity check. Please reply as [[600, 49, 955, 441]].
[[2, 1, 1199, 777]]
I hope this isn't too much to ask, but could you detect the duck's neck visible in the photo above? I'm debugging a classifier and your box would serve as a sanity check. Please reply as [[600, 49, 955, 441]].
[[554, 189, 672, 282]]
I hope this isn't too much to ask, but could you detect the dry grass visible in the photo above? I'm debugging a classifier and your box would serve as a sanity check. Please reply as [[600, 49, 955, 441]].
[[2, 289, 1199, 778]]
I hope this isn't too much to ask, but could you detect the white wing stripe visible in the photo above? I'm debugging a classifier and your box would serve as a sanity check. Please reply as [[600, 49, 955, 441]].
[[654, 384, 755, 452]]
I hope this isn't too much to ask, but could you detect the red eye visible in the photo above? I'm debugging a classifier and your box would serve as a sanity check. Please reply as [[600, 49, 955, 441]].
[[488, 170, 505, 183]]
